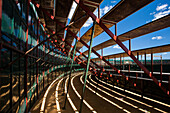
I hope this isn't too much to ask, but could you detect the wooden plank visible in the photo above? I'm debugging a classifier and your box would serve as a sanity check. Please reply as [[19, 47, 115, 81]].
[[54, 0, 73, 40], [41, 0, 73, 41], [92, 44, 170, 61]]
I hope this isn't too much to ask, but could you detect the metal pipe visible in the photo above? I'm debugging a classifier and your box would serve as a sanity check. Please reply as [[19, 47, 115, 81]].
[[79, 21, 96, 113], [36, 18, 39, 99], [32, 1, 143, 92], [10, 40, 13, 112], [24, 0, 30, 112], [129, 39, 131, 51], [160, 55, 162, 83], [63, 37, 78, 109], [0, 0, 2, 68], [98, 5, 100, 19], [151, 53, 153, 75], [115, 24, 117, 36]]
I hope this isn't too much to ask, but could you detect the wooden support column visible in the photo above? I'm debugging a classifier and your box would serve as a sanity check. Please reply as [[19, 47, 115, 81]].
[[160, 55, 162, 83]]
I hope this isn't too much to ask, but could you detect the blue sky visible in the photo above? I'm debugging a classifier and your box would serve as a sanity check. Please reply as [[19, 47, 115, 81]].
[[67, 0, 170, 60]]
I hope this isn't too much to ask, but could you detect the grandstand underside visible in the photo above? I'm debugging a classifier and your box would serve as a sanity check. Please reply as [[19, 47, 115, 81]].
[[0, 0, 170, 113]]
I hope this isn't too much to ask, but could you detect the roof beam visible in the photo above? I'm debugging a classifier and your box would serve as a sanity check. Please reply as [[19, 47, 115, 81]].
[[81, 14, 170, 56]]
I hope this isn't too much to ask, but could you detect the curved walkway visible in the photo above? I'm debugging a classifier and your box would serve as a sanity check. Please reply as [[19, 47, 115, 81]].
[[30, 71, 170, 113]]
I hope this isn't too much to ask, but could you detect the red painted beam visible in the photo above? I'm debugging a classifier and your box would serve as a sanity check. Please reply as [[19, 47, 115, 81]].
[[73, 0, 168, 95], [46, 24, 140, 90], [31, 1, 142, 91]]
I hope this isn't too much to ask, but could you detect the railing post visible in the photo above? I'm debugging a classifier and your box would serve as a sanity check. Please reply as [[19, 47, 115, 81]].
[[63, 37, 78, 109], [0, 0, 2, 68], [160, 55, 162, 83], [79, 21, 96, 113], [36, 17, 39, 99], [24, 0, 30, 112]]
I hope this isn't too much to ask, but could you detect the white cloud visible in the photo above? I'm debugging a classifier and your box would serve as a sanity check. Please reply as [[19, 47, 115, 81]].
[[146, 20, 150, 23], [147, 54, 151, 57], [102, 5, 113, 14], [151, 4, 170, 21], [113, 45, 121, 49], [83, 17, 93, 27], [83, 5, 114, 27], [162, 52, 167, 55], [152, 10, 170, 21], [111, 1, 116, 3], [150, 12, 155, 15], [68, 1, 77, 19], [152, 36, 163, 40], [156, 4, 168, 11]]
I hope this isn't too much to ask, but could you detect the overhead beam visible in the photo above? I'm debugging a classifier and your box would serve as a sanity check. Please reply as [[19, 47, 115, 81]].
[[81, 14, 170, 56]]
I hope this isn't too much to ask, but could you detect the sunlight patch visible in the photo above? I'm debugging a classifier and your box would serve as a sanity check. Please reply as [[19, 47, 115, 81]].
[[68, 1, 77, 19]]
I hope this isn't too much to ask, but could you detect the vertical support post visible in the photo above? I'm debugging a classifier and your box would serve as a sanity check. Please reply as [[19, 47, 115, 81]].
[[137, 52, 139, 60], [10, 40, 13, 113], [123, 55, 124, 70], [135, 72, 138, 90], [0, 0, 2, 67], [129, 39, 131, 51], [24, 0, 30, 112], [120, 56, 122, 84], [18, 38, 21, 109], [115, 24, 117, 36], [120, 56, 122, 76], [151, 53, 153, 96], [47, 42, 49, 85], [160, 55, 162, 83], [145, 53, 146, 66], [129, 38, 131, 88], [151, 53, 153, 75], [128, 59, 130, 88], [36, 18, 39, 99], [63, 36, 78, 109], [128, 38, 131, 83], [33, 50, 36, 103], [98, 5, 100, 19], [108, 56, 109, 67], [43, 35, 45, 89], [79, 21, 96, 113], [140, 54, 143, 97], [142, 53, 147, 96], [101, 48, 103, 68], [169, 76, 170, 94]]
